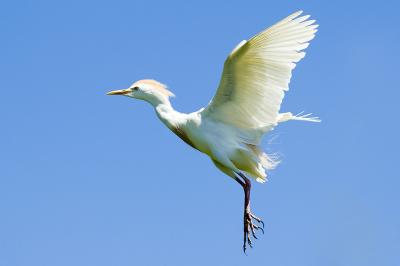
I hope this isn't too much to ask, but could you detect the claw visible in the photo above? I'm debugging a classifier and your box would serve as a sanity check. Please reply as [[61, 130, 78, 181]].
[[259, 226, 265, 234], [260, 220, 265, 229], [250, 225, 258, 239], [242, 211, 264, 252], [252, 224, 264, 234], [250, 213, 265, 228], [247, 233, 253, 248]]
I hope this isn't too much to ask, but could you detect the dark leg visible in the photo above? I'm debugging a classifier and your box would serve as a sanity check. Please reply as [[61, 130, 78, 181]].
[[234, 172, 264, 253]]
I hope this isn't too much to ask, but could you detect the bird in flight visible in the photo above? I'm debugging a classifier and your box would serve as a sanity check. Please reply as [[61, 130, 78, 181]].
[[107, 10, 319, 252]]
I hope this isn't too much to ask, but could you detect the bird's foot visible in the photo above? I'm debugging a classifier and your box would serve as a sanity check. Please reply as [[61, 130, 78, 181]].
[[243, 210, 264, 253]]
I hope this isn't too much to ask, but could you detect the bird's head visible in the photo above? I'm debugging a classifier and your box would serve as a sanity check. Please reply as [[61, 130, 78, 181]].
[[107, 79, 174, 106]]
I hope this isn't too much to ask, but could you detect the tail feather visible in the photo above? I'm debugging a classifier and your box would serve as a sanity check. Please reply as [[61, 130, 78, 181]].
[[277, 112, 321, 123]]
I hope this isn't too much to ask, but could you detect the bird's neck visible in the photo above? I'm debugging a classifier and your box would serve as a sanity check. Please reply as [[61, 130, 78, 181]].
[[153, 100, 187, 129]]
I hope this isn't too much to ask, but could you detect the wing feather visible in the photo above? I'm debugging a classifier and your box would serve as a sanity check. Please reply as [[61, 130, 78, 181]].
[[201, 11, 317, 144]]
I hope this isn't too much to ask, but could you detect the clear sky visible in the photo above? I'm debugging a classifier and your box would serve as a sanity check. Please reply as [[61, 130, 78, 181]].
[[1, 0, 399, 265]]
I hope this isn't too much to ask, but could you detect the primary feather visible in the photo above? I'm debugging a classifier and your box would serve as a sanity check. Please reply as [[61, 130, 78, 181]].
[[202, 10, 319, 146]]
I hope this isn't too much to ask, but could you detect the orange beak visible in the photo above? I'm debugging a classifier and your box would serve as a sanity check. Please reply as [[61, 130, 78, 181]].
[[106, 89, 131, 95]]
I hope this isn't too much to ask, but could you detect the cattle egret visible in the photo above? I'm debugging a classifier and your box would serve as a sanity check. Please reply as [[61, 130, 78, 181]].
[[107, 10, 319, 252]]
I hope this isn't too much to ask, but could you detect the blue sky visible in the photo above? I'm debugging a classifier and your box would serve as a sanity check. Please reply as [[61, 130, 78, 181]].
[[1, 0, 399, 265]]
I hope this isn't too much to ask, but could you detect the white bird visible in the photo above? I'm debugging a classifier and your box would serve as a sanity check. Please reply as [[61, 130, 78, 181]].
[[107, 10, 319, 252]]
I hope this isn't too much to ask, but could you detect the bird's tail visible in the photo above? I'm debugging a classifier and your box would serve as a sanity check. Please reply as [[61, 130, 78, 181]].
[[277, 111, 321, 123]]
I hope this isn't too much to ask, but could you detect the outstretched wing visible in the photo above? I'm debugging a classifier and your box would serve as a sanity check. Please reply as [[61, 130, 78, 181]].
[[201, 11, 318, 144]]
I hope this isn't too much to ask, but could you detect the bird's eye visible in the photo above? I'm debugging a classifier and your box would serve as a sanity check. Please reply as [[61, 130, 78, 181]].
[[132, 86, 139, 91]]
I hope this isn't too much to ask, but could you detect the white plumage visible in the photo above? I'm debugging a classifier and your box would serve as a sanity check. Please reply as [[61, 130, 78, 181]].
[[107, 10, 319, 252], [203, 10, 319, 143]]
